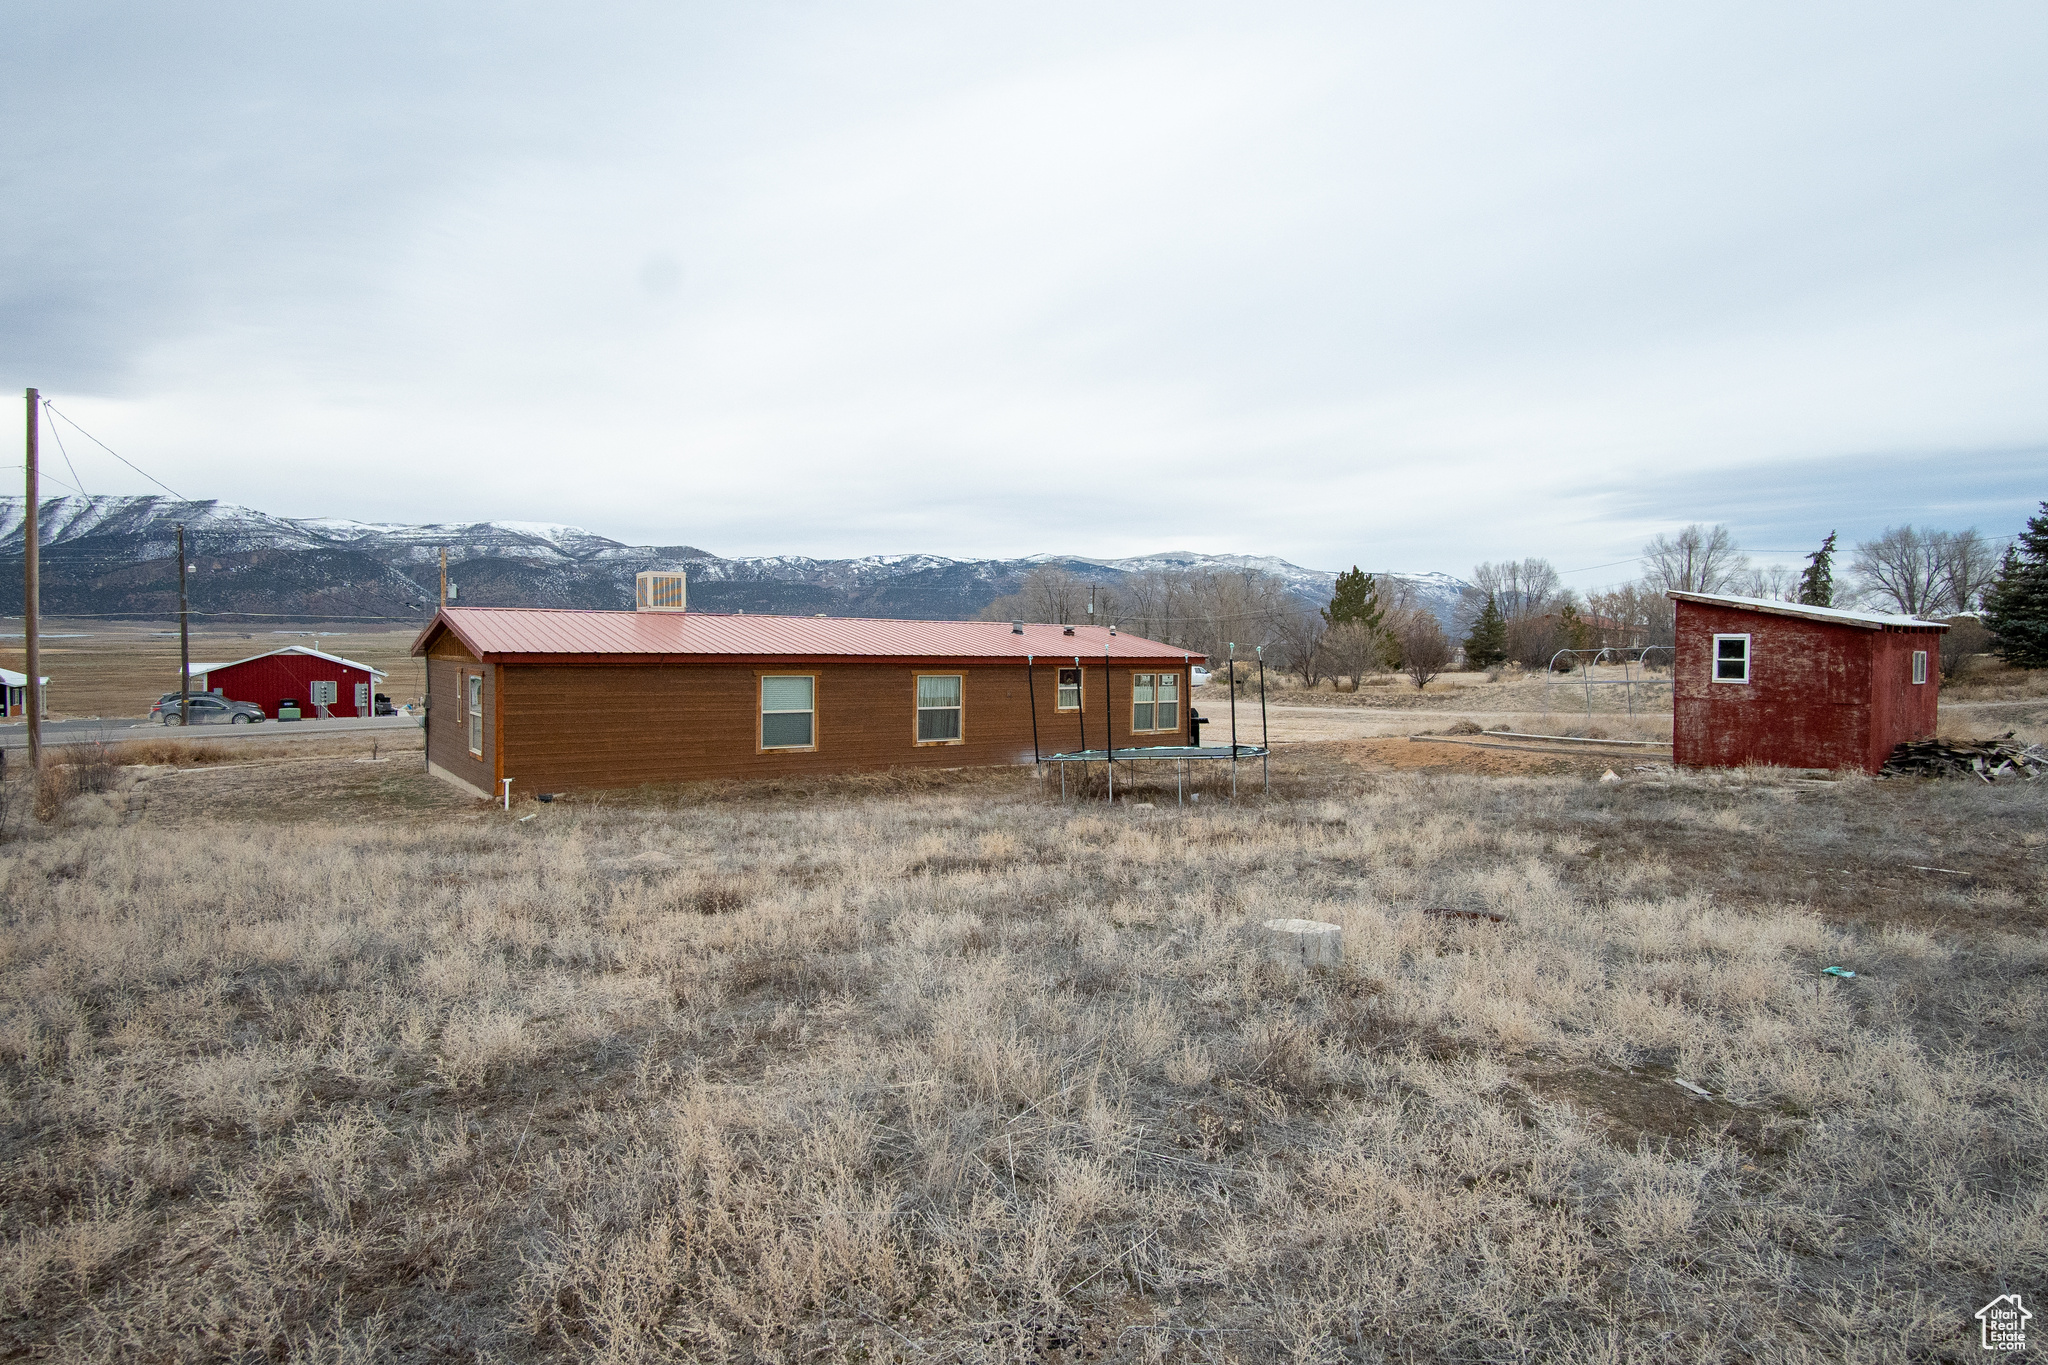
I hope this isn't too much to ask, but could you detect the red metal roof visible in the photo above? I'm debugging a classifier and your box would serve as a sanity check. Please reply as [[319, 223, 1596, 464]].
[[412, 608, 1206, 664]]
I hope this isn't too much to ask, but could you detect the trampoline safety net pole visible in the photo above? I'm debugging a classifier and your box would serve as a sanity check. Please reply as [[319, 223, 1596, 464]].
[[1103, 647, 1115, 805], [1074, 654, 1087, 792], [1227, 643, 1237, 799], [1026, 655, 1041, 771], [1258, 646, 1269, 793]]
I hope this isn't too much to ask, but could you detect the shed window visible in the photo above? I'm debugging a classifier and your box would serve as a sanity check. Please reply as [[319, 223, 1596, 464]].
[[916, 674, 964, 743], [760, 676, 815, 749], [466, 674, 483, 755], [1056, 667, 1081, 711], [1712, 634, 1750, 684], [1912, 650, 1927, 685], [1132, 672, 1181, 732]]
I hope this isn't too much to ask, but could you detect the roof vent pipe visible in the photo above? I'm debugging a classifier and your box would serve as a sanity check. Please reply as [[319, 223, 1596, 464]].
[[1011, 621, 1024, 634]]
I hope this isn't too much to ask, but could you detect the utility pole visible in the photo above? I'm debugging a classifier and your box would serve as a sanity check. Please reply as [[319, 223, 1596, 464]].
[[439, 546, 447, 608], [22, 390, 40, 770], [176, 523, 191, 726]]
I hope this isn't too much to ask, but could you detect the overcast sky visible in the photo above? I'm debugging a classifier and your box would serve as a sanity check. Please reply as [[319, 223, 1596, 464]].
[[5, 3, 2043, 583]]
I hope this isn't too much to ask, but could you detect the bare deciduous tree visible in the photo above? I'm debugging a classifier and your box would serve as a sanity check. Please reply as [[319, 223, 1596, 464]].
[[988, 565, 1324, 676], [1849, 526, 1996, 617], [1271, 607, 1329, 686], [1321, 621, 1389, 688], [1583, 582, 1676, 652], [1641, 524, 1747, 594], [1457, 559, 1570, 667], [1937, 530, 1999, 614], [1733, 564, 1799, 602], [979, 566, 1100, 625], [1092, 567, 1303, 670], [1467, 559, 1564, 621], [1393, 611, 1452, 689], [1850, 527, 1942, 616], [1938, 615, 1993, 681]]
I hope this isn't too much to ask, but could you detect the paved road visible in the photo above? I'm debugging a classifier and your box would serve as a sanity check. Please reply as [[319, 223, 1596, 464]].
[[0, 714, 421, 750]]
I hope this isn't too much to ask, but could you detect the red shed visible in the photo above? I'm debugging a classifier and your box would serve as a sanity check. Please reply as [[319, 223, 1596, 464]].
[[189, 645, 387, 720], [1671, 592, 1949, 774]]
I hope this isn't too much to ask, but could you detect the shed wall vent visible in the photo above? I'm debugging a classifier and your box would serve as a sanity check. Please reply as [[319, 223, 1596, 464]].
[[635, 570, 689, 613]]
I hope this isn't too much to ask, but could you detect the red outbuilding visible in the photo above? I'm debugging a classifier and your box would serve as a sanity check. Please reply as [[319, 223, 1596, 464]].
[[188, 645, 387, 720], [1671, 592, 1949, 774]]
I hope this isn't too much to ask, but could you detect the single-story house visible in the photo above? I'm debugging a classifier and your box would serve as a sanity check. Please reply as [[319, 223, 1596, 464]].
[[410, 603, 1206, 797], [185, 645, 388, 719], [2, 668, 48, 719], [1670, 592, 1948, 773]]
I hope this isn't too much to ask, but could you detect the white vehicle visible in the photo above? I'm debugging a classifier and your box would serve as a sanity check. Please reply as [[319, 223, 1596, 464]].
[[1190, 666, 1212, 686]]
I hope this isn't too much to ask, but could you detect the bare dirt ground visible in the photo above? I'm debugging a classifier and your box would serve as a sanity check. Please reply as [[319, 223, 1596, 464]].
[[0, 722, 2044, 1361], [1266, 668, 1673, 716], [0, 621, 428, 720]]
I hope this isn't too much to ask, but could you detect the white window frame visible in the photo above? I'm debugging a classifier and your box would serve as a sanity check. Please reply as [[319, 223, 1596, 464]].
[[1912, 650, 1928, 685], [914, 672, 965, 745], [466, 673, 484, 756], [1056, 666, 1082, 712], [758, 674, 817, 751], [1712, 633, 1751, 684], [1130, 671, 1182, 733]]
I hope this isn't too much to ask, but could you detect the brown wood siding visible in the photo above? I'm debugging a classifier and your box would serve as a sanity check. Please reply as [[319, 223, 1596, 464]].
[[495, 659, 1193, 792], [426, 655, 495, 795]]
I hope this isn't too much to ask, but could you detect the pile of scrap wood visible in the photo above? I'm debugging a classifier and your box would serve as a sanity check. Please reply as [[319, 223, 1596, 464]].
[[1880, 734, 2047, 781]]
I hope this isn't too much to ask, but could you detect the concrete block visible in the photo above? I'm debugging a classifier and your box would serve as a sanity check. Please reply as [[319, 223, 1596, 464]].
[[1264, 918, 1342, 969]]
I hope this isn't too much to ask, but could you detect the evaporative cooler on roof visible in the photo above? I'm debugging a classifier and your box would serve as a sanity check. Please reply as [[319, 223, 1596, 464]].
[[635, 571, 688, 613]]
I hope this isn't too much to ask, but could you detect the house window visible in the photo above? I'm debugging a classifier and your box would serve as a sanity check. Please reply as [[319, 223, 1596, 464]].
[[1056, 667, 1082, 711], [916, 674, 964, 743], [1132, 672, 1182, 732], [466, 673, 483, 755], [760, 675, 815, 749], [1712, 634, 1750, 684], [1912, 650, 1928, 685]]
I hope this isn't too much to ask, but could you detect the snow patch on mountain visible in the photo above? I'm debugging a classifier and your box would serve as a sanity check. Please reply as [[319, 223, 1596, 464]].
[[0, 495, 1474, 625]]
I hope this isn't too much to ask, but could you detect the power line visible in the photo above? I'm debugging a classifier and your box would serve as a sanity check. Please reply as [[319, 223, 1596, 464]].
[[38, 400, 186, 500], [40, 405, 87, 498], [0, 465, 86, 496]]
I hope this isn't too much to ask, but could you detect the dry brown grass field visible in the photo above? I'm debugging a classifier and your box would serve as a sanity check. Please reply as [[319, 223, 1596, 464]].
[[0, 622, 428, 719], [0, 727, 2044, 1362]]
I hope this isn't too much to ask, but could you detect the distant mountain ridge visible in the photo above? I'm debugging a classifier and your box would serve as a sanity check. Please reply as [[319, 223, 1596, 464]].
[[0, 496, 1470, 628]]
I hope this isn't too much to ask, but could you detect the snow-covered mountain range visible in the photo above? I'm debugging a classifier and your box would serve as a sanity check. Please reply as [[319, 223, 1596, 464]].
[[0, 496, 1470, 626]]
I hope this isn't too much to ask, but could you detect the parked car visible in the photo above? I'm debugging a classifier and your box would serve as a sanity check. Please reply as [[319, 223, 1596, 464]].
[[373, 692, 397, 716], [149, 693, 266, 725], [1190, 666, 1212, 686]]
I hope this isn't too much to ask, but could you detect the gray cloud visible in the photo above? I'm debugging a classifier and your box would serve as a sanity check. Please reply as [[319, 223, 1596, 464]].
[[5, 2, 2043, 581]]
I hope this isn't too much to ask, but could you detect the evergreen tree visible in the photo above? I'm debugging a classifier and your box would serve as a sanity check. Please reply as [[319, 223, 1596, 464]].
[[1463, 593, 1508, 669], [1322, 566, 1386, 632], [1797, 532, 1837, 607], [1557, 602, 1592, 651], [1983, 502, 2048, 668]]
